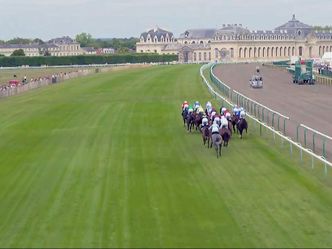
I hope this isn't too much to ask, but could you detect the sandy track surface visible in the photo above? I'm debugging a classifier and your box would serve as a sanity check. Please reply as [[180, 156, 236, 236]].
[[213, 63, 332, 158]]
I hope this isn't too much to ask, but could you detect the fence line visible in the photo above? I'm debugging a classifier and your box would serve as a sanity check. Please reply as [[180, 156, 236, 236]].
[[209, 63, 332, 160], [200, 63, 332, 173]]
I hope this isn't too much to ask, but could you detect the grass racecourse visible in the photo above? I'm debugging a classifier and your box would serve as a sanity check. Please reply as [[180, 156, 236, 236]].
[[1, 64, 332, 248]]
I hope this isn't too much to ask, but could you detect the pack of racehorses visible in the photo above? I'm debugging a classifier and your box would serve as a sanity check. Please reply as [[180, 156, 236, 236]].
[[181, 101, 248, 158]]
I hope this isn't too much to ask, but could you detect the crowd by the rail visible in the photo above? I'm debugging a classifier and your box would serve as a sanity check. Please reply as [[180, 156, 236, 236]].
[[181, 100, 248, 158], [0, 70, 92, 98]]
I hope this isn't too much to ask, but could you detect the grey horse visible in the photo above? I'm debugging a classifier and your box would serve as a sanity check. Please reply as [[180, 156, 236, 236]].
[[211, 133, 222, 158]]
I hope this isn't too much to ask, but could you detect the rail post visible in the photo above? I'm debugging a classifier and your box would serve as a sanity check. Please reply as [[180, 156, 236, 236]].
[[296, 125, 300, 142], [323, 139, 327, 159], [283, 118, 287, 136], [313, 133, 316, 153], [304, 128, 307, 147], [272, 113, 275, 129]]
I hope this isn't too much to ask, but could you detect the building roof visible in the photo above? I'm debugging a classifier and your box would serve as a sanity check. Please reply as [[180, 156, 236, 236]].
[[0, 44, 40, 49], [275, 15, 312, 33], [82, 47, 96, 52], [48, 36, 78, 45], [141, 27, 174, 40], [180, 29, 217, 39], [163, 43, 210, 51]]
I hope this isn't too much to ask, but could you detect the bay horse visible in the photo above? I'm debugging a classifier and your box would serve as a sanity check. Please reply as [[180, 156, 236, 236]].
[[231, 114, 239, 133], [181, 108, 188, 127], [220, 127, 231, 147], [236, 118, 248, 139], [186, 112, 195, 132], [194, 112, 203, 131], [201, 125, 210, 147]]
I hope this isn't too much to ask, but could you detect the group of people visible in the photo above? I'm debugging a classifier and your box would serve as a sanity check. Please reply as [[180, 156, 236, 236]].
[[181, 100, 248, 157]]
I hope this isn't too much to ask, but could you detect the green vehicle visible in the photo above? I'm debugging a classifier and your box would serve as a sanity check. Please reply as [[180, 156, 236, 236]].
[[293, 60, 315, 85]]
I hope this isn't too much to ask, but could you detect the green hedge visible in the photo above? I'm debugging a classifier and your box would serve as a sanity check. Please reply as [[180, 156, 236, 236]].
[[0, 54, 178, 67]]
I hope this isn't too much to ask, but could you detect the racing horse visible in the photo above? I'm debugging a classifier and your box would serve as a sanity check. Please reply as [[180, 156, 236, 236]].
[[211, 132, 222, 158], [231, 114, 239, 133], [201, 125, 210, 147], [194, 112, 203, 131], [181, 108, 188, 127], [236, 118, 248, 139], [220, 127, 231, 147], [186, 112, 195, 132]]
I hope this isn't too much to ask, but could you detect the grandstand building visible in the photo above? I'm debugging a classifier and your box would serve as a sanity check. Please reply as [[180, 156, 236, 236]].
[[136, 15, 332, 63]]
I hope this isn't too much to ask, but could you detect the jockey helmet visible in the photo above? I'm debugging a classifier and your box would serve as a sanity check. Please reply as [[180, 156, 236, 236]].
[[184, 100, 188, 104], [221, 107, 227, 113], [188, 108, 193, 113], [226, 112, 231, 119], [240, 111, 246, 118], [195, 101, 200, 106]]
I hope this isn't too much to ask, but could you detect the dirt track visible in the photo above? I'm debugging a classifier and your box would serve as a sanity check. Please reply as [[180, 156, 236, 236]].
[[213, 64, 332, 158]]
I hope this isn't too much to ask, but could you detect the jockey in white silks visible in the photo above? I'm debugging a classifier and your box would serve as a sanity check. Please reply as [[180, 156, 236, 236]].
[[240, 110, 246, 119], [201, 115, 209, 128], [206, 101, 212, 115], [214, 115, 221, 127], [209, 121, 220, 135], [221, 116, 228, 128], [210, 111, 217, 121], [225, 112, 231, 121]]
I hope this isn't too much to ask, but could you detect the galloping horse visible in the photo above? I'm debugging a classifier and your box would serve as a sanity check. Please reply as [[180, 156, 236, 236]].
[[194, 112, 203, 131], [236, 118, 248, 139], [231, 114, 239, 133], [211, 132, 222, 158], [186, 112, 195, 132], [220, 127, 231, 147], [201, 125, 210, 147], [181, 108, 188, 127]]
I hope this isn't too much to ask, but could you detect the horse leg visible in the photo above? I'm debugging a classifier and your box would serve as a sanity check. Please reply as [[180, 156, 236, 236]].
[[219, 144, 222, 157]]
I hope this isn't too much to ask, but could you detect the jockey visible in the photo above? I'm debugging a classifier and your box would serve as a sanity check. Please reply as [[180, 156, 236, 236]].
[[221, 116, 228, 128], [225, 112, 231, 121], [201, 115, 209, 128], [210, 110, 217, 121], [182, 100, 189, 110], [220, 107, 227, 116], [197, 105, 204, 114], [188, 106, 194, 114], [194, 101, 200, 112], [214, 114, 221, 127], [206, 101, 212, 115], [209, 121, 220, 135], [240, 110, 246, 119]]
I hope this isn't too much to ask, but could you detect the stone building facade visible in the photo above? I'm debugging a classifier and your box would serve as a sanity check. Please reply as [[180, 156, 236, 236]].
[[136, 15, 332, 63], [0, 36, 83, 57]]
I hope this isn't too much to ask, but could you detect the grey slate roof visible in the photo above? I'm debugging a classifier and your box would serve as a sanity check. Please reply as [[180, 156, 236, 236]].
[[141, 27, 173, 40], [180, 29, 217, 39], [0, 44, 40, 49], [163, 43, 210, 51], [275, 15, 312, 36], [48, 36, 78, 45]]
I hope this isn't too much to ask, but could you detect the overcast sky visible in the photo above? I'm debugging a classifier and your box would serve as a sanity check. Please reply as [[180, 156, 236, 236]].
[[0, 0, 331, 40]]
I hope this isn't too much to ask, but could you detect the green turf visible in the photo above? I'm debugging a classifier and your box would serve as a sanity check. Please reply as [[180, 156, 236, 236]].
[[0, 65, 332, 248]]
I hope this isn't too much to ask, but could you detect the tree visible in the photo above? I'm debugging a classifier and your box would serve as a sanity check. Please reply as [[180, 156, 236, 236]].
[[7, 37, 32, 45], [75, 32, 94, 47], [11, 49, 25, 56]]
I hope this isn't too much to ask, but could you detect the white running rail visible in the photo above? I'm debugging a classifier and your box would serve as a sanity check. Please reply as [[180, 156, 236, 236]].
[[200, 63, 332, 168]]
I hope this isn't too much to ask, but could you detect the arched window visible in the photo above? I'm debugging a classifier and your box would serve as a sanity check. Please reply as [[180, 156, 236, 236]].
[[230, 48, 234, 58], [299, 46, 303, 56], [154, 36, 158, 43], [292, 47, 295, 56], [239, 48, 242, 58], [244, 47, 247, 58], [192, 41, 196, 44], [271, 47, 274, 57], [288, 47, 291, 56], [203, 52, 207, 61], [200, 41, 204, 44], [284, 47, 287, 57], [249, 47, 252, 58], [280, 47, 283, 57], [193, 53, 197, 61], [254, 47, 257, 58], [262, 47, 265, 57], [258, 47, 261, 57], [198, 52, 202, 61], [267, 47, 270, 57]]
